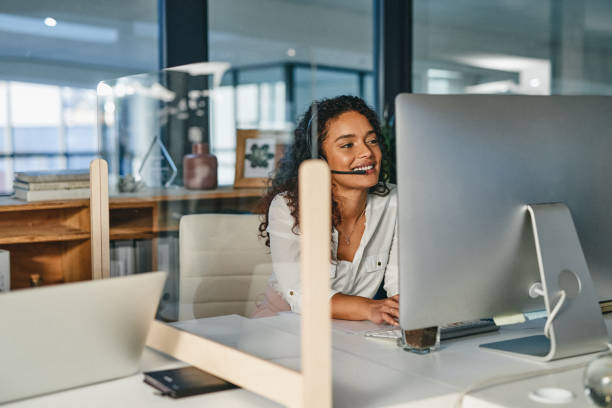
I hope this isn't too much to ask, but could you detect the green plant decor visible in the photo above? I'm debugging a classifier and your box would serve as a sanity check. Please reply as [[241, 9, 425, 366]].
[[380, 113, 397, 185], [246, 143, 275, 168]]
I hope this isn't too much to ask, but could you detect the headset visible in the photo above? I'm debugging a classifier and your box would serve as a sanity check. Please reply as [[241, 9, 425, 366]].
[[305, 108, 366, 175]]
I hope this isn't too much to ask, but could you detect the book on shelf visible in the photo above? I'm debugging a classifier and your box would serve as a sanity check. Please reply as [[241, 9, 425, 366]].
[[110, 239, 153, 278], [0, 249, 9, 292], [14, 169, 89, 183], [157, 234, 179, 321], [158, 235, 179, 298], [112, 240, 135, 277], [13, 188, 90, 202], [135, 239, 153, 274], [13, 180, 90, 191]]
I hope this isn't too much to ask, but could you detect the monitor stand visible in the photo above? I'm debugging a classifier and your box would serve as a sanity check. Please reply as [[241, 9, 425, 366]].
[[480, 203, 609, 361]]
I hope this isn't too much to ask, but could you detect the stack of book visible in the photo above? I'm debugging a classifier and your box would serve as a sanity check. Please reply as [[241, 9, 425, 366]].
[[600, 300, 612, 314], [13, 169, 90, 202]]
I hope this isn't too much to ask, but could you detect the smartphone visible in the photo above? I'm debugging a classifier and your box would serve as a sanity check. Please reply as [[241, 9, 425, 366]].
[[143, 366, 238, 398]]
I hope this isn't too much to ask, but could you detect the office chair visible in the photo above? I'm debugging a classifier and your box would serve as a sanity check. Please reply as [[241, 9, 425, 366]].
[[178, 214, 272, 320]]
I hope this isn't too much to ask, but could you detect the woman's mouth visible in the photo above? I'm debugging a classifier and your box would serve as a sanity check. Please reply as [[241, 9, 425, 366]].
[[352, 164, 376, 174]]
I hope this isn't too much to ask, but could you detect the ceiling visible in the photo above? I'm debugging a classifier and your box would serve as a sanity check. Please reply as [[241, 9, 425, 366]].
[[0, 0, 611, 88]]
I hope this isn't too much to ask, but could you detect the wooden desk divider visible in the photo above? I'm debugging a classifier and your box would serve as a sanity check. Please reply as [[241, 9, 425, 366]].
[[299, 160, 332, 407], [90, 159, 110, 280], [146, 159, 332, 408]]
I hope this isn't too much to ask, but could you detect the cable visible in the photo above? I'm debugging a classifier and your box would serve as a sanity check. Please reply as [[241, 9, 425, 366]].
[[456, 344, 612, 407], [543, 290, 566, 339], [528, 283, 567, 339], [455, 287, 573, 407]]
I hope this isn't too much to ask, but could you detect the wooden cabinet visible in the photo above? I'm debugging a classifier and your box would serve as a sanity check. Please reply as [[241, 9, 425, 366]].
[[1, 187, 262, 290]]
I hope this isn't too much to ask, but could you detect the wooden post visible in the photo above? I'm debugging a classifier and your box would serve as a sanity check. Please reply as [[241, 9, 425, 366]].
[[146, 321, 303, 406], [145, 159, 332, 408], [299, 159, 332, 408], [90, 159, 110, 280]]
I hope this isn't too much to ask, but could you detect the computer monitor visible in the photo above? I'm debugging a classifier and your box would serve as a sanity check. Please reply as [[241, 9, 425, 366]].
[[395, 94, 611, 361]]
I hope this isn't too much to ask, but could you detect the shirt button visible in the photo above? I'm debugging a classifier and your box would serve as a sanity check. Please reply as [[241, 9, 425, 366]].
[[377, 261, 381, 266], [289, 290, 294, 296]]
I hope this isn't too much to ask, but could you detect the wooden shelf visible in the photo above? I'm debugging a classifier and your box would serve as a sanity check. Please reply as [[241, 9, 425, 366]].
[[155, 224, 180, 233], [0, 186, 263, 290], [0, 226, 90, 244], [109, 186, 264, 204], [0, 197, 88, 211], [110, 228, 155, 240]]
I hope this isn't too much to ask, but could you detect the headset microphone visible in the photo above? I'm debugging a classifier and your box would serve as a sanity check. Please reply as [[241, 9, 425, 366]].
[[331, 169, 367, 175]]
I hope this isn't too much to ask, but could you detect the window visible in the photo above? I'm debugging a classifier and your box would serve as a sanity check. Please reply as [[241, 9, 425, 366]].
[[413, 1, 612, 95], [208, 0, 374, 185], [0, 1, 159, 193]]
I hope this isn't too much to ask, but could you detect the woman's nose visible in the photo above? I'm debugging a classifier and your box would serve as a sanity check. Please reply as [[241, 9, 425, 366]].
[[358, 142, 374, 158]]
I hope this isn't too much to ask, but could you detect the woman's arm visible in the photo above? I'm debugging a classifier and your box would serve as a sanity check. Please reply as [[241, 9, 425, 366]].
[[331, 293, 399, 326], [268, 195, 343, 313], [267, 195, 303, 311]]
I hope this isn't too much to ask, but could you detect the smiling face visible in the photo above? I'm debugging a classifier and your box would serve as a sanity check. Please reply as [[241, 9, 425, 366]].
[[321, 110, 382, 192]]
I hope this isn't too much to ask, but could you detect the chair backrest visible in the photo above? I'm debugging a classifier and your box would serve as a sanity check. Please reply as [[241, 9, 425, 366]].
[[179, 213, 272, 320]]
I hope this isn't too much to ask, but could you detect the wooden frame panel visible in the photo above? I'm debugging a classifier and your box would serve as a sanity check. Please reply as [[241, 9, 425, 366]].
[[90, 159, 110, 280], [146, 321, 304, 406], [146, 160, 332, 408], [299, 160, 332, 407]]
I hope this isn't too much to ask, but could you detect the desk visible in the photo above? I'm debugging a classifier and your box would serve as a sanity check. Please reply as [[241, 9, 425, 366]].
[[7, 314, 609, 408]]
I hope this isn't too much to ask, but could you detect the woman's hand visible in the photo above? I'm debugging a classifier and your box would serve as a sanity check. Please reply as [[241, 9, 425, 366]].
[[367, 295, 399, 326], [331, 293, 400, 325]]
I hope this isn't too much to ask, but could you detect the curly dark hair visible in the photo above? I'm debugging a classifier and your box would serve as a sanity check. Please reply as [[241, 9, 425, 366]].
[[257, 95, 391, 247]]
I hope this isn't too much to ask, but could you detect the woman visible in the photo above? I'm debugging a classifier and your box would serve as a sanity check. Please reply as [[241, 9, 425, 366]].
[[254, 95, 399, 326]]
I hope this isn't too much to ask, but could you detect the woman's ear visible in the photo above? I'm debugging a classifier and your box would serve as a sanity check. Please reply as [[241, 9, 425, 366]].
[[318, 147, 327, 161]]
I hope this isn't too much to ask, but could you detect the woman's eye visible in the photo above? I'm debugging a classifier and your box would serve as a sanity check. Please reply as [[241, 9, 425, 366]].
[[340, 143, 353, 149], [367, 138, 378, 145]]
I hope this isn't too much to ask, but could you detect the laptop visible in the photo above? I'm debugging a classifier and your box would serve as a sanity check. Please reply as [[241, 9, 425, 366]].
[[0, 271, 166, 403]]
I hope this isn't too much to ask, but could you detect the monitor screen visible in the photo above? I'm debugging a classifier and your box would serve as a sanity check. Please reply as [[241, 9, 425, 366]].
[[395, 94, 612, 335]]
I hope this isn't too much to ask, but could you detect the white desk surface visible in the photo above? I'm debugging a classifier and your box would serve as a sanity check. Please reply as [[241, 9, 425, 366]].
[[6, 314, 611, 408]]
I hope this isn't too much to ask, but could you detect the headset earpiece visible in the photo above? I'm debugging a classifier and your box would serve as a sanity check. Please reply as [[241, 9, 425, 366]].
[[305, 115, 315, 159]]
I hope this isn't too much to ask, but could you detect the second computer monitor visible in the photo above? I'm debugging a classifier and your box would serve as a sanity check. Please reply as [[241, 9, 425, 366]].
[[395, 94, 612, 333]]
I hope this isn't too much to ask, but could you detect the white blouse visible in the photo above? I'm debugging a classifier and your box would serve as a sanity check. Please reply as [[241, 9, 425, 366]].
[[266, 186, 399, 313]]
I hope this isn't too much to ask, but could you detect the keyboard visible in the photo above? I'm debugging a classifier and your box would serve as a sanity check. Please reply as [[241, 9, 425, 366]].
[[364, 319, 499, 341]]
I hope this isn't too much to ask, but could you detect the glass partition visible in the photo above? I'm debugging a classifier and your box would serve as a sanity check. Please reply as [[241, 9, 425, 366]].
[[0, 0, 159, 291], [97, 51, 376, 329], [98, 63, 271, 323], [98, 62, 337, 407]]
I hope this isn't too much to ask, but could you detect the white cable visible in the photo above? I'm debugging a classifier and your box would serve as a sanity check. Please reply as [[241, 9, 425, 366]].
[[455, 345, 612, 407], [455, 288, 571, 407], [455, 343, 612, 407], [528, 283, 567, 339], [543, 290, 566, 339]]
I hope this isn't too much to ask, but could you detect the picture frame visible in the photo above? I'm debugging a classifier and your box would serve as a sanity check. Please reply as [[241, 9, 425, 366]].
[[234, 129, 289, 188]]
